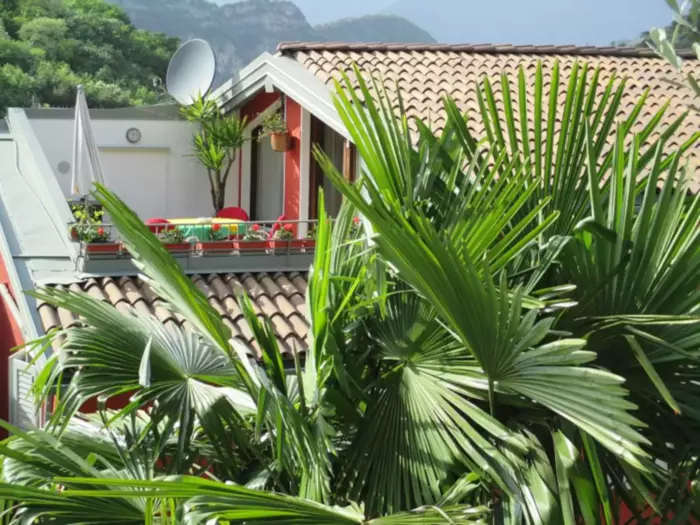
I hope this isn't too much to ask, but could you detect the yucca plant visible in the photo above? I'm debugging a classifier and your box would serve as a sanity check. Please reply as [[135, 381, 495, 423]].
[[181, 94, 248, 214]]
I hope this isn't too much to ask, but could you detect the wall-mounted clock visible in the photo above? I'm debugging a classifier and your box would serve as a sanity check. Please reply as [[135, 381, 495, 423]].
[[126, 127, 142, 144]]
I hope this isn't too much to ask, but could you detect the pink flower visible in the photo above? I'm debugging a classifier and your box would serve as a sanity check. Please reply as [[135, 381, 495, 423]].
[[97, 227, 105, 236], [251, 224, 260, 231], [353, 216, 361, 225], [283, 223, 294, 232]]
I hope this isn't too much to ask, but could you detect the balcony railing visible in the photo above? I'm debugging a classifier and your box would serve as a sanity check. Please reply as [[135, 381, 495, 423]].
[[68, 219, 319, 274]]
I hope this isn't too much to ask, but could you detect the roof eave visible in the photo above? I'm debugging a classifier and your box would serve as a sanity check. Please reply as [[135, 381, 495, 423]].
[[212, 53, 350, 140]]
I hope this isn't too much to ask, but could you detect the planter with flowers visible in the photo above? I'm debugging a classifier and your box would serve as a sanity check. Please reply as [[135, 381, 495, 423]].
[[158, 228, 191, 253], [270, 224, 304, 251], [260, 112, 290, 152], [234, 224, 269, 251], [304, 226, 316, 250], [73, 223, 121, 254], [196, 223, 235, 253]]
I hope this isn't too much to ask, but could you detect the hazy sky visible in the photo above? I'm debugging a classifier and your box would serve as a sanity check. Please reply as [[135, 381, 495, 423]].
[[218, 0, 675, 46]]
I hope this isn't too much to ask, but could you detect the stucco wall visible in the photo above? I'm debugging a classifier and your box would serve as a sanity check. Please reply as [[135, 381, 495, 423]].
[[28, 117, 238, 220]]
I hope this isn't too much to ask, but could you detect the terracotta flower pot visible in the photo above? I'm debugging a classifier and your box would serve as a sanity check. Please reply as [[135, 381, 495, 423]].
[[234, 239, 269, 251], [197, 241, 236, 253], [85, 242, 121, 254], [270, 132, 290, 152]]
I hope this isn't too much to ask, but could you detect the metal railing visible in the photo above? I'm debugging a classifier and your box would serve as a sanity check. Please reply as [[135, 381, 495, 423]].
[[69, 219, 320, 258]]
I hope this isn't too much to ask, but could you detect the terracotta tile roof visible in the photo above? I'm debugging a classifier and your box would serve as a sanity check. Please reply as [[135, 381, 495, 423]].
[[37, 272, 309, 358], [279, 42, 700, 193]]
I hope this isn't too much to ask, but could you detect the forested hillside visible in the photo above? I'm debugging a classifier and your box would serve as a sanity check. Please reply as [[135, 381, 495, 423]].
[[109, 0, 436, 86], [0, 0, 178, 115]]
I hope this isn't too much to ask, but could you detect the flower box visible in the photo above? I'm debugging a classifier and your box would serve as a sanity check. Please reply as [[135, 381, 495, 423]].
[[163, 242, 191, 253], [85, 242, 121, 254], [234, 240, 269, 251], [196, 241, 236, 253], [269, 239, 305, 250], [303, 239, 316, 250]]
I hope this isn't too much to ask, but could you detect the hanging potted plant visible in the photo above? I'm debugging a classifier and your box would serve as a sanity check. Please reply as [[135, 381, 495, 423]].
[[260, 111, 290, 152], [270, 223, 304, 251], [234, 224, 269, 251], [196, 223, 235, 253], [158, 228, 191, 253], [181, 94, 248, 215]]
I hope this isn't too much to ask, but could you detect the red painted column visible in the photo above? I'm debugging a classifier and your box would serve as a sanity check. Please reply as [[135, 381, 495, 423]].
[[284, 98, 301, 223], [0, 255, 25, 429]]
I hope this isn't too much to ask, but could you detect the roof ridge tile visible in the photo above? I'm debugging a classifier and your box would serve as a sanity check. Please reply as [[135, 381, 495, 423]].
[[277, 41, 698, 59]]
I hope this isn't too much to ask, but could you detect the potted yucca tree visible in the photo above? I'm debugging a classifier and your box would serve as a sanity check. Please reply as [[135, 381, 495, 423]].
[[181, 94, 248, 214], [259, 111, 290, 152]]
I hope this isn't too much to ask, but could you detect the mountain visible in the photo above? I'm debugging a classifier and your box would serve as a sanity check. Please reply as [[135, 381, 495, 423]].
[[110, 0, 314, 84], [314, 14, 435, 44], [273, 0, 394, 25], [109, 0, 435, 86], [385, 0, 674, 46]]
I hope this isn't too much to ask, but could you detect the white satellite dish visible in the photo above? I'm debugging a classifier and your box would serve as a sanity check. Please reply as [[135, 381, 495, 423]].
[[166, 39, 216, 105]]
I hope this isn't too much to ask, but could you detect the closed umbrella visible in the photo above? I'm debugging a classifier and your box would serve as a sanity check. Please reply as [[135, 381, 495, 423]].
[[71, 85, 106, 200]]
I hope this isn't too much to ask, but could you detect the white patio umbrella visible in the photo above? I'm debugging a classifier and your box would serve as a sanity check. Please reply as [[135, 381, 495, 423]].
[[71, 85, 106, 200]]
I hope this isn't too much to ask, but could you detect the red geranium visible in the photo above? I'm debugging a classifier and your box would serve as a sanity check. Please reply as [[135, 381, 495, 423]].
[[212, 223, 221, 232], [251, 224, 260, 231], [283, 223, 294, 232], [353, 216, 360, 225], [97, 227, 105, 236]]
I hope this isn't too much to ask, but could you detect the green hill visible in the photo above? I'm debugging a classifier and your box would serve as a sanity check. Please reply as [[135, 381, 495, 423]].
[[0, 0, 178, 115]]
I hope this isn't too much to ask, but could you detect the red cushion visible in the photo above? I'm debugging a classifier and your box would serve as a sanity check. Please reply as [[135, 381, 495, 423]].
[[145, 217, 172, 233], [216, 207, 249, 221]]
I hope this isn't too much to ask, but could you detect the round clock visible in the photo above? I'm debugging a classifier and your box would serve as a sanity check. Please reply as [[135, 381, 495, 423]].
[[126, 127, 142, 144]]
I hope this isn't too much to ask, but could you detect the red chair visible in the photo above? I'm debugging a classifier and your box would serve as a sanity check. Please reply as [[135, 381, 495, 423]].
[[216, 207, 249, 221], [145, 217, 172, 234]]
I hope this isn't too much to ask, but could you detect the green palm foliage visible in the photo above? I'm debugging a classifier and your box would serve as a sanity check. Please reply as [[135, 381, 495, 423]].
[[0, 59, 698, 524]]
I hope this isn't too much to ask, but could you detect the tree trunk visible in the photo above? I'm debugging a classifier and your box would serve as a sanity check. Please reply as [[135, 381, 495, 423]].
[[213, 172, 226, 214], [215, 190, 225, 214]]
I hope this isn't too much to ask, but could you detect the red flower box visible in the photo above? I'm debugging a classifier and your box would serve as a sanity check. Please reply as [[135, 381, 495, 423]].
[[303, 239, 316, 250], [85, 242, 121, 254], [163, 242, 191, 253], [234, 240, 269, 251], [196, 241, 236, 253], [269, 239, 305, 250]]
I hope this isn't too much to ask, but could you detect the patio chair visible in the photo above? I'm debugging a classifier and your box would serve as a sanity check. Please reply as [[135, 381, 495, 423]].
[[145, 217, 173, 234], [216, 207, 249, 221]]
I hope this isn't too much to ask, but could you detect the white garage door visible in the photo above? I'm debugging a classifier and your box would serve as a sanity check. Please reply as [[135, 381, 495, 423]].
[[99, 149, 168, 220]]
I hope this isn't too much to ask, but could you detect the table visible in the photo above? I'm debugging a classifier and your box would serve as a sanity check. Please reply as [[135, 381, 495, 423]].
[[167, 218, 243, 241]]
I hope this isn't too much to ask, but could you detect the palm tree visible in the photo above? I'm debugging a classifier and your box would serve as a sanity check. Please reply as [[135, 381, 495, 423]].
[[0, 61, 698, 524]]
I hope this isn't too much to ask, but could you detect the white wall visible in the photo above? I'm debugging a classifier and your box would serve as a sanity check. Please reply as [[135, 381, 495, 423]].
[[29, 117, 238, 220]]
